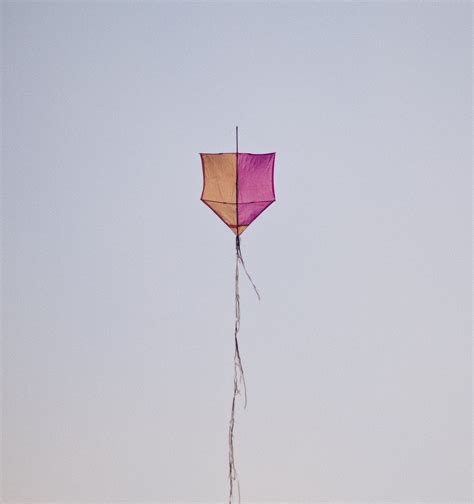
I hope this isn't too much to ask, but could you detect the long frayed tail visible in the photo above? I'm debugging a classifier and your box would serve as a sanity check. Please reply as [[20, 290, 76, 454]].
[[236, 237, 260, 301], [228, 235, 259, 504]]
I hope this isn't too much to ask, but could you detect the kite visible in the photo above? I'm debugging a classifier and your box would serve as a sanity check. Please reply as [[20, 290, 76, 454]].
[[200, 127, 276, 503]]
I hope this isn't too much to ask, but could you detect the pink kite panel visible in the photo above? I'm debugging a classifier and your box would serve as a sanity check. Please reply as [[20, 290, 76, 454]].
[[237, 153, 275, 229], [237, 153, 275, 204], [238, 201, 274, 226]]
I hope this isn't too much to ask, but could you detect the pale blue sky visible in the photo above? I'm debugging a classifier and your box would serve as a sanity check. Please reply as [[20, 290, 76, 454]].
[[2, 1, 472, 502]]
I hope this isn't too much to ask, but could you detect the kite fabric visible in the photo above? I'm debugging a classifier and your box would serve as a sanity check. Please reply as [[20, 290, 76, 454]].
[[199, 128, 276, 504], [200, 152, 276, 235]]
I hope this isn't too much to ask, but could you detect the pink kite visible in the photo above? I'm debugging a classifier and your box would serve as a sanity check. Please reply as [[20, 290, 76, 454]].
[[200, 127, 276, 503]]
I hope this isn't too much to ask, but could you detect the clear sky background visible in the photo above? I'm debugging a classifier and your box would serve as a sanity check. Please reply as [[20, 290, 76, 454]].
[[2, 2, 471, 502]]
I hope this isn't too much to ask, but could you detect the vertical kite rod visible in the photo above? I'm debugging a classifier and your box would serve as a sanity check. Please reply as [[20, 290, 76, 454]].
[[236, 126, 239, 238]]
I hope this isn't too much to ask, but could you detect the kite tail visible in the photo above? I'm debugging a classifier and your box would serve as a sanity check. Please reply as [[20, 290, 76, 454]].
[[236, 236, 261, 301], [228, 235, 260, 504]]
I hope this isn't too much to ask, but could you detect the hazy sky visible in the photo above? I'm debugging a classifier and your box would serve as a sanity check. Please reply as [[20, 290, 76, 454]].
[[2, 2, 471, 502]]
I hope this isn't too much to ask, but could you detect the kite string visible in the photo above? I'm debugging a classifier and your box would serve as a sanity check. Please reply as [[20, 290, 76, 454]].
[[228, 236, 260, 504], [236, 236, 261, 301], [229, 238, 243, 504]]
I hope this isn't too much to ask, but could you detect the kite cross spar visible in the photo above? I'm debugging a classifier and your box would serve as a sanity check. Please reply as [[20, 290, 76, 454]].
[[200, 127, 276, 503]]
